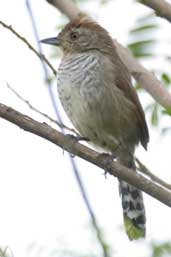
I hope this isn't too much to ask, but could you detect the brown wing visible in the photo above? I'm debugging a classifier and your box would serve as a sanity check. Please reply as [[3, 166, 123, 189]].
[[114, 58, 149, 150]]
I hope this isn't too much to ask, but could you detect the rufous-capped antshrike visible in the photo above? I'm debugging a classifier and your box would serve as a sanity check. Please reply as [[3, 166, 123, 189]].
[[41, 18, 149, 240]]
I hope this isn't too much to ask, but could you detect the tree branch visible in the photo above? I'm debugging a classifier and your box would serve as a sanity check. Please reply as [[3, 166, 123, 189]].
[[138, 0, 171, 23], [8, 82, 171, 193], [0, 102, 171, 208], [46, 0, 82, 20], [44, 0, 171, 108], [114, 40, 171, 108]]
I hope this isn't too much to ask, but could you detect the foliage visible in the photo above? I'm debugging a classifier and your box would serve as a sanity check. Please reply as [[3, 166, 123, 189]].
[[128, 12, 158, 58], [150, 241, 171, 257], [144, 73, 171, 132], [128, 11, 171, 133]]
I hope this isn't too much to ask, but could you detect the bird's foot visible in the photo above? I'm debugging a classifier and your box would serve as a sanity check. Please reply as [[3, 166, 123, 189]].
[[97, 152, 116, 178]]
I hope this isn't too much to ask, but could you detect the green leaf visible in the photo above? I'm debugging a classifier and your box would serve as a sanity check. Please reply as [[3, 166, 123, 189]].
[[128, 39, 156, 58], [151, 241, 171, 257], [151, 104, 159, 126], [128, 11, 159, 59], [130, 24, 158, 34], [162, 107, 171, 116], [128, 39, 156, 48], [134, 82, 142, 90], [161, 73, 171, 86]]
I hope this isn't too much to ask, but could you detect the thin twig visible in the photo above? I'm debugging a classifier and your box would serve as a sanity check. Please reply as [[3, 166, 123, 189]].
[[0, 20, 57, 76], [136, 157, 171, 191], [6, 82, 78, 135]]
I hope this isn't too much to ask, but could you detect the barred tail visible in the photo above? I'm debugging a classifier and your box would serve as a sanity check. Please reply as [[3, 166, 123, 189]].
[[118, 155, 146, 240]]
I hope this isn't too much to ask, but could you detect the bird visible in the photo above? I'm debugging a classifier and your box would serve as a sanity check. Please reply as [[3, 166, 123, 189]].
[[40, 17, 149, 240]]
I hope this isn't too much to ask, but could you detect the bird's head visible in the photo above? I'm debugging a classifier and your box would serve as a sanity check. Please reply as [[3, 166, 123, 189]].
[[40, 18, 114, 55]]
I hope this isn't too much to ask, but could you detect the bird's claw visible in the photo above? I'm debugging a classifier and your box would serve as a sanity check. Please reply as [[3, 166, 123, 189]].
[[97, 152, 116, 178]]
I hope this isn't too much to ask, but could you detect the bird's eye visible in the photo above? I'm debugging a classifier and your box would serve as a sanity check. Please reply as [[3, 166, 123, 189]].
[[70, 31, 79, 41]]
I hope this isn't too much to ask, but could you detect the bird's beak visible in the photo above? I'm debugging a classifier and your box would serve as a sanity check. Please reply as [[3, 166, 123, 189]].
[[40, 36, 60, 46]]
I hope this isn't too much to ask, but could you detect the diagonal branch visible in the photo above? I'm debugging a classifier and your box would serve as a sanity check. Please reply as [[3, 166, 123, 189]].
[[0, 102, 171, 208], [138, 0, 171, 23], [45, 0, 171, 108], [114, 40, 171, 108], [7, 83, 171, 192]]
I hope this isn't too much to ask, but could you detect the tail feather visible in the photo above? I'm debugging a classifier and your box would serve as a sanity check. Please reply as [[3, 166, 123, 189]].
[[118, 153, 146, 240], [119, 181, 146, 240]]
